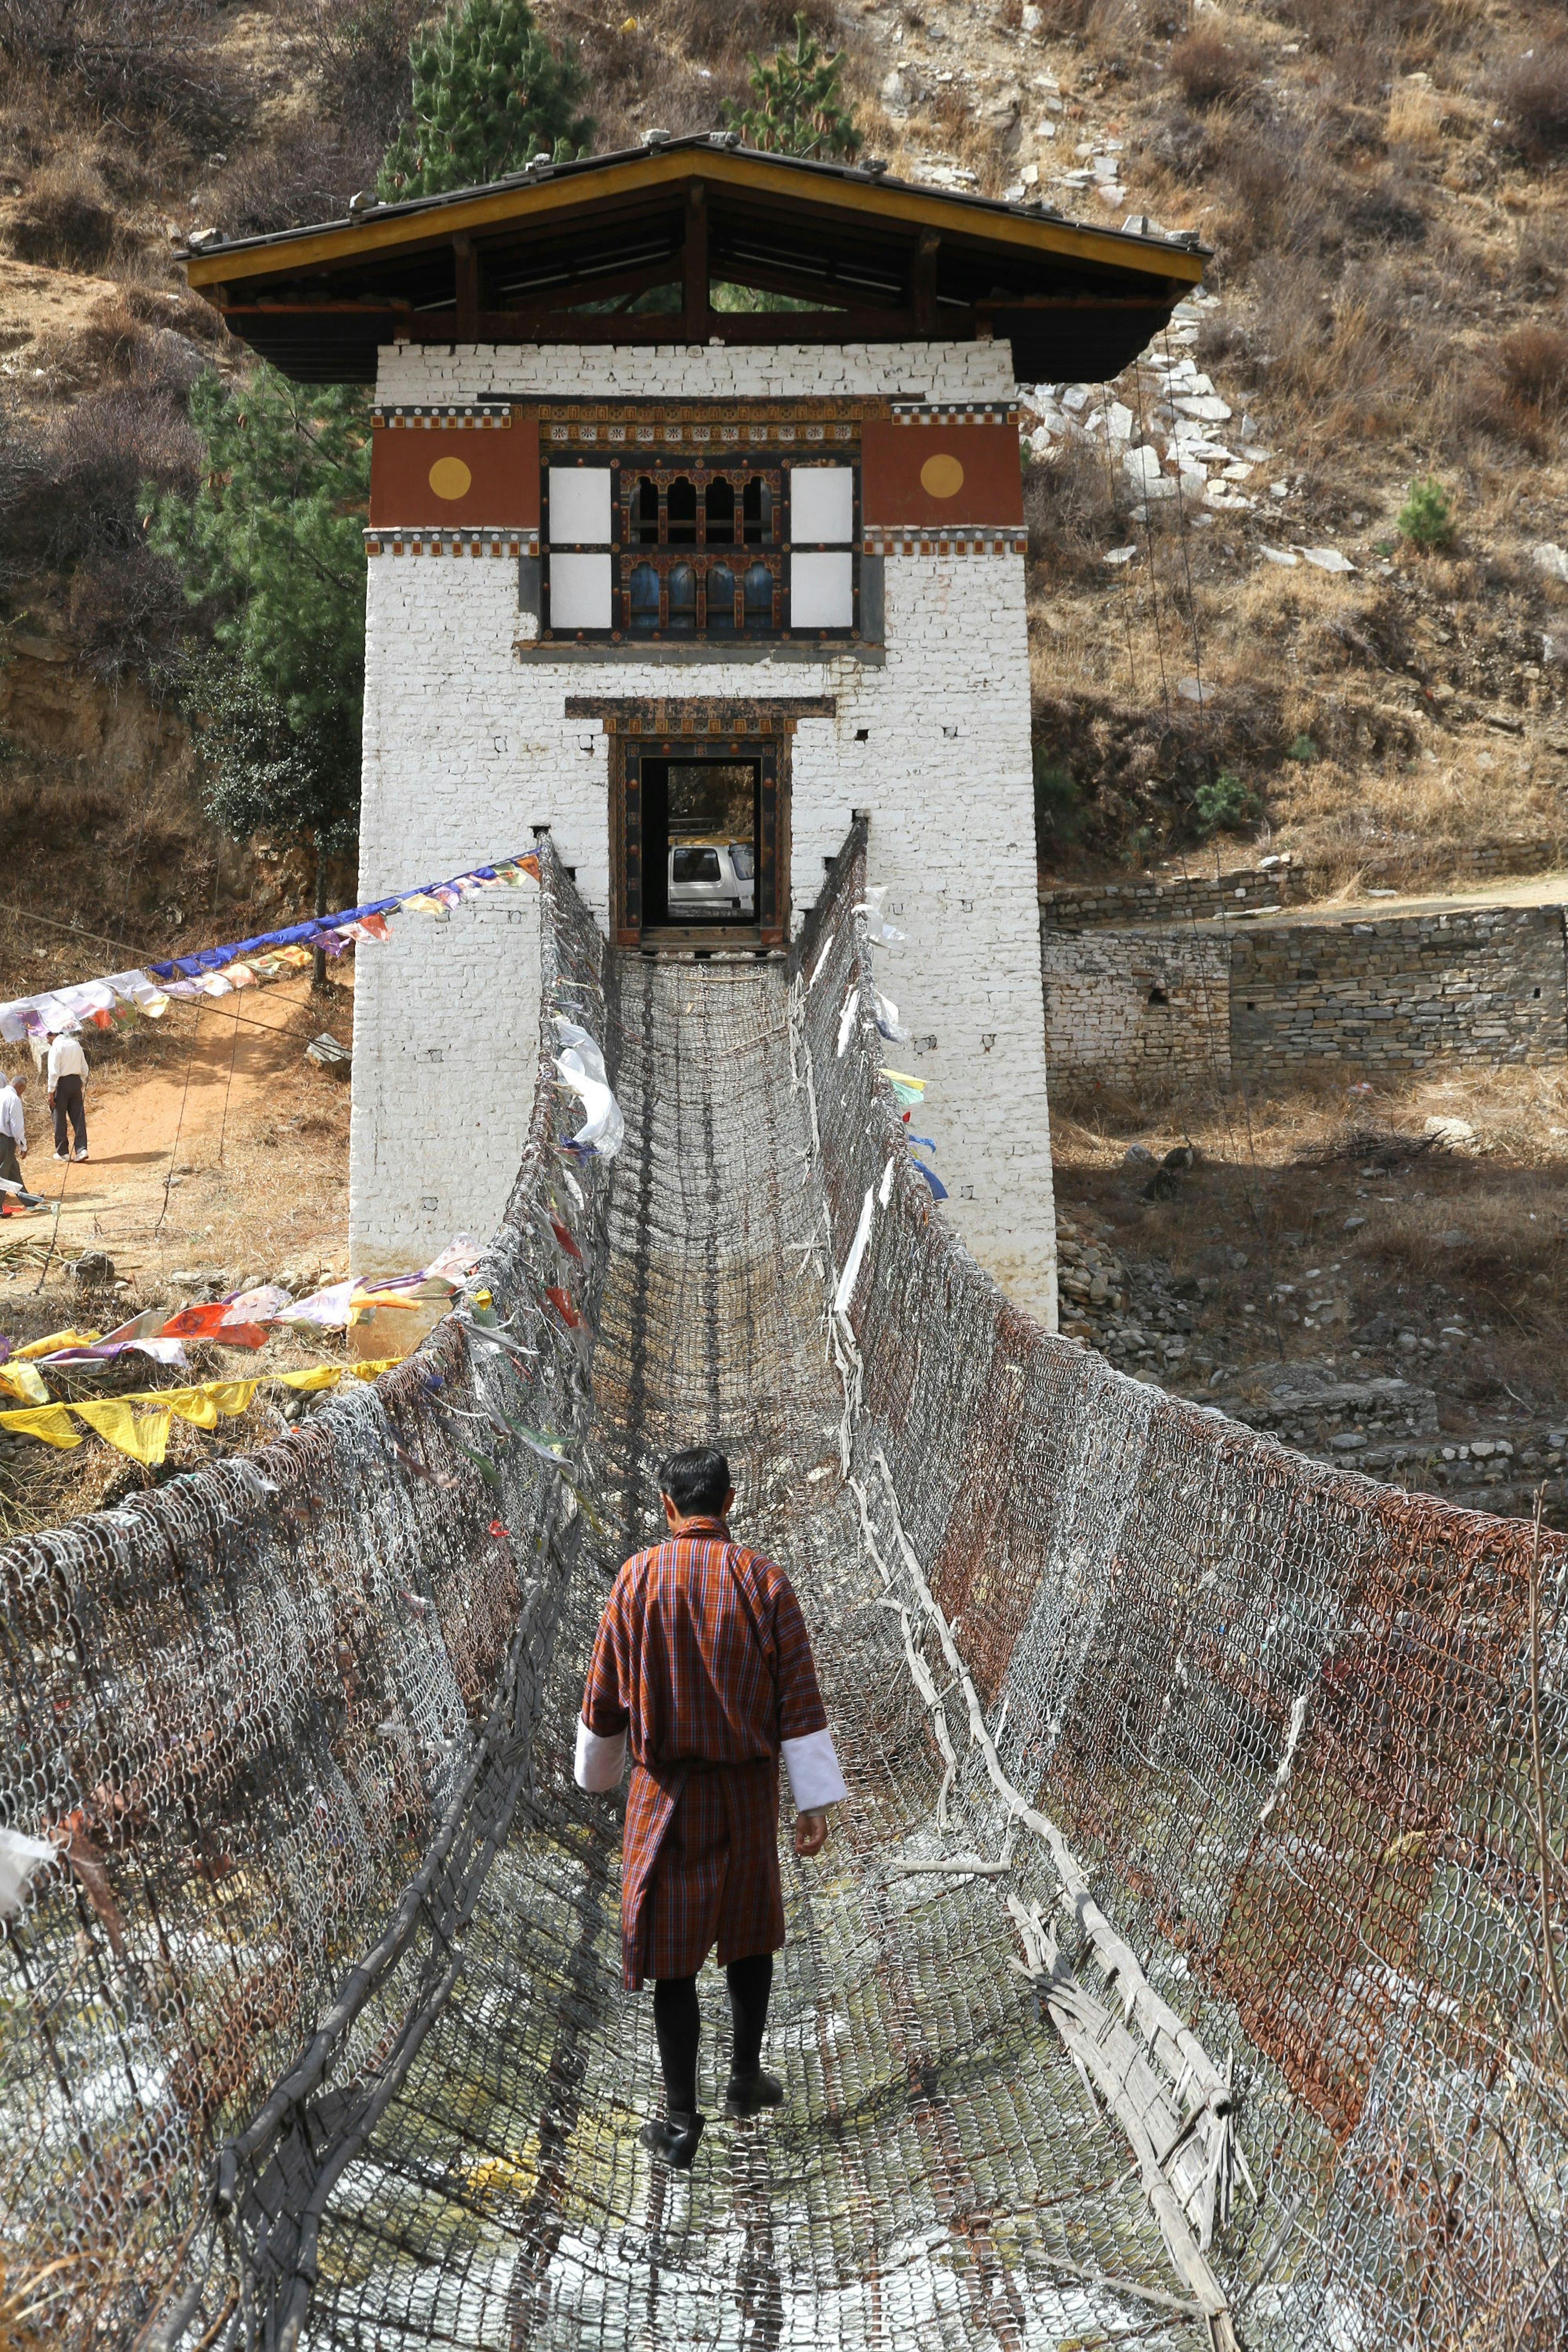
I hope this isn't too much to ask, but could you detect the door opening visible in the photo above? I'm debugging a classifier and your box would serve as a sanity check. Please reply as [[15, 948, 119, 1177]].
[[640, 759, 759, 931], [615, 733, 786, 948]]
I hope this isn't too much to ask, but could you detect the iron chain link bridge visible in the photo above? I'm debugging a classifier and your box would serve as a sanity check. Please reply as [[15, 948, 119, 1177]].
[[2, 831, 1565, 2349]]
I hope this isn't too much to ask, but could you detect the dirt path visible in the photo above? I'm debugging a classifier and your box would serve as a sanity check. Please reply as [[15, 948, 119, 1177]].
[[1195, 870, 1568, 933], [8, 975, 354, 1294]]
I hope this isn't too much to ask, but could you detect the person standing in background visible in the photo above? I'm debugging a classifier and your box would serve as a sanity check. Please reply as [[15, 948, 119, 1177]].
[[0, 1067, 38, 1204], [46, 1029, 89, 1162]]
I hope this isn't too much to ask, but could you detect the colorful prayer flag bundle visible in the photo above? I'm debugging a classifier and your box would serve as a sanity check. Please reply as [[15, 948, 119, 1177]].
[[0, 1238, 483, 1405], [0, 855, 541, 1045]]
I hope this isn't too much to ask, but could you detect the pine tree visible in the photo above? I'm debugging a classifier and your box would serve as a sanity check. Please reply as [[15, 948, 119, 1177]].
[[378, 0, 592, 200], [147, 366, 370, 980], [723, 11, 862, 163]]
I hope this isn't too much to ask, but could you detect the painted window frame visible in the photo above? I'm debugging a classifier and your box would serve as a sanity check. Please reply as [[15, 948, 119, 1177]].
[[539, 452, 861, 644]]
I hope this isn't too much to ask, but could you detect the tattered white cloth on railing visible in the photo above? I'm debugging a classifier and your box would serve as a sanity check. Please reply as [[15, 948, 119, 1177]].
[[554, 1019, 624, 1159]]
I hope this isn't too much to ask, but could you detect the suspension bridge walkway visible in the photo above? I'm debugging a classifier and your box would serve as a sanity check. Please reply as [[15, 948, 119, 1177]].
[[1, 831, 1563, 2350]]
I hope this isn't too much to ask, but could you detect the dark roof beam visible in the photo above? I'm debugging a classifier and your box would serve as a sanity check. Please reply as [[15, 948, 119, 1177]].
[[682, 183, 708, 344], [913, 230, 939, 335]]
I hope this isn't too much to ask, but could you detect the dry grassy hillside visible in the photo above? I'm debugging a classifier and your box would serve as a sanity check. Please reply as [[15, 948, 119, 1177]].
[[0, 0, 1565, 928]]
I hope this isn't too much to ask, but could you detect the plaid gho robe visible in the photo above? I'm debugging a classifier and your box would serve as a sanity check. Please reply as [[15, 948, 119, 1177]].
[[578, 1517, 842, 1987]]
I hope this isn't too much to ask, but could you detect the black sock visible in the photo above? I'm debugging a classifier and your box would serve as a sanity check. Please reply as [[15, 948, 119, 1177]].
[[652, 1975, 701, 2117], [726, 1952, 773, 2079]]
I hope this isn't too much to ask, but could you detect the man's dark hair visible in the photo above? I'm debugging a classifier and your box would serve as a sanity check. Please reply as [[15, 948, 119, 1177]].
[[659, 1446, 731, 1517]]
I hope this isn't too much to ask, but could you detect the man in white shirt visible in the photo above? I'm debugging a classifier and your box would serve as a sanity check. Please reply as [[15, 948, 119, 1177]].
[[46, 1030, 89, 1162], [0, 1068, 38, 1204]]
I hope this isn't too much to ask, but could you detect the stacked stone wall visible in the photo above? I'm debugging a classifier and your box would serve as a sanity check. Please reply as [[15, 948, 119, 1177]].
[[1039, 928, 1230, 1085], [1229, 905, 1567, 1075], [1040, 901, 1568, 1087]]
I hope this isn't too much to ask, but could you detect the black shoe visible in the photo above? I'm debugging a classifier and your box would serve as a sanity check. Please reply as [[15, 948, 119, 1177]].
[[638, 2111, 704, 2169], [724, 2069, 785, 2119]]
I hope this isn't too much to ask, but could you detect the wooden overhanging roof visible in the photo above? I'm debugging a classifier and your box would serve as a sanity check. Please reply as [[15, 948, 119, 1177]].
[[182, 136, 1205, 386]]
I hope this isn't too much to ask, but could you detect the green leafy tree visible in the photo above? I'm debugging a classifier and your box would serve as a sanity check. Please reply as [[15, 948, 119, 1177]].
[[1032, 747, 1082, 846], [1396, 476, 1456, 550], [723, 10, 862, 162], [378, 0, 592, 200], [148, 365, 370, 981], [1193, 769, 1257, 836]]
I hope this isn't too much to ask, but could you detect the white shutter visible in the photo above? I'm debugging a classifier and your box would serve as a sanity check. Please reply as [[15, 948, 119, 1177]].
[[790, 466, 853, 544], [790, 552, 854, 629], [548, 467, 611, 544], [549, 553, 612, 629]]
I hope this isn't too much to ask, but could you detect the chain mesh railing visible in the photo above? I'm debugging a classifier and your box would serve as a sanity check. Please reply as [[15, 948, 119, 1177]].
[[1, 826, 1564, 2350], [0, 842, 615, 2348]]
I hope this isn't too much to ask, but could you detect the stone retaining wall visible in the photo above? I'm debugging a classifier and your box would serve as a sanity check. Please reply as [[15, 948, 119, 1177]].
[[1041, 900, 1568, 1086], [1039, 926, 1230, 1084]]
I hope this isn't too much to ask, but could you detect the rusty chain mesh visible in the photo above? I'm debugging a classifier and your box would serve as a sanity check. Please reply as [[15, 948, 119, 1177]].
[[0, 828, 1564, 2350]]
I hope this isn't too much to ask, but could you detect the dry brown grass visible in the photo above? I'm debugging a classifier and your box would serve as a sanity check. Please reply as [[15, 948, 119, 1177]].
[[1169, 27, 1260, 110], [4, 156, 119, 272], [1385, 79, 1445, 149], [1499, 43, 1568, 159]]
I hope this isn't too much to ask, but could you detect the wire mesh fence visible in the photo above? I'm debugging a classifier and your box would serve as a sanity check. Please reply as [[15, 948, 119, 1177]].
[[0, 827, 1564, 2350]]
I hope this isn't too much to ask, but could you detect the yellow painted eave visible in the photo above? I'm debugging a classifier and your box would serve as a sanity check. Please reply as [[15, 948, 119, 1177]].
[[184, 147, 1204, 298]]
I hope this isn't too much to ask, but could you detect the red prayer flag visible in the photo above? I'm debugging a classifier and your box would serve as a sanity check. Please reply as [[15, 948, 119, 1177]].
[[545, 1286, 582, 1329], [159, 1304, 270, 1348], [548, 1216, 583, 1263]]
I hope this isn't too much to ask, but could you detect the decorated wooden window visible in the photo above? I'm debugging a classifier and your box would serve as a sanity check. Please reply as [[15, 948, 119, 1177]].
[[540, 452, 859, 643]]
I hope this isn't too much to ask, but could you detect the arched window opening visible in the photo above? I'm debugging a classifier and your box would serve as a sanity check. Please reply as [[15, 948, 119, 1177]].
[[742, 561, 773, 631], [628, 561, 659, 633], [742, 477, 771, 545], [631, 477, 659, 545], [706, 562, 738, 634], [667, 476, 697, 545], [705, 477, 735, 544], [667, 561, 697, 632]]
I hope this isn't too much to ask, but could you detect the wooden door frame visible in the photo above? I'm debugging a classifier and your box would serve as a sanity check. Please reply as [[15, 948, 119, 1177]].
[[564, 694, 833, 950]]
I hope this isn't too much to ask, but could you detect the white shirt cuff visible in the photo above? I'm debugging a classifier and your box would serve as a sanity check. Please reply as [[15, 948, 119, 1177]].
[[574, 1715, 627, 1792], [781, 1728, 847, 1811]]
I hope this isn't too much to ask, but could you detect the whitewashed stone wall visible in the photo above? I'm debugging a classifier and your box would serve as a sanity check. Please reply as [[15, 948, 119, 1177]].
[[352, 341, 1056, 1326]]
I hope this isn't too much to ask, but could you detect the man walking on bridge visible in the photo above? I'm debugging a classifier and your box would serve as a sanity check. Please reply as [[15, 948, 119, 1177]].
[[575, 1444, 846, 2169]]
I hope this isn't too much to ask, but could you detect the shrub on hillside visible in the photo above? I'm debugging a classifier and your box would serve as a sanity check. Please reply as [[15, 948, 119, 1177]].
[[0, 0, 247, 143], [0, 385, 198, 675], [1193, 771, 1256, 836], [1032, 750, 1082, 848], [1396, 477, 1455, 550], [211, 120, 373, 238], [1169, 30, 1258, 109], [294, 0, 427, 147], [5, 158, 118, 271], [1499, 46, 1568, 159], [667, 0, 839, 54], [1022, 434, 1120, 581], [1500, 323, 1568, 417]]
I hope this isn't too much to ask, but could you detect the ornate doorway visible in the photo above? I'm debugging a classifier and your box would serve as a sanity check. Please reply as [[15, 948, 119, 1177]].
[[566, 695, 834, 951]]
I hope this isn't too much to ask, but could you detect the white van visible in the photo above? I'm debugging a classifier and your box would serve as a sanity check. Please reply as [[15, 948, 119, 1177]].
[[667, 840, 755, 919]]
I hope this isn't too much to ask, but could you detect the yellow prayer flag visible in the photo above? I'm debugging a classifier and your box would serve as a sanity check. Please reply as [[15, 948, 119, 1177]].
[[16, 1328, 100, 1361], [164, 1389, 220, 1430], [0, 1404, 82, 1448], [348, 1356, 406, 1380], [73, 1400, 171, 1466], [277, 1365, 342, 1392], [0, 1363, 51, 1405], [151, 1381, 259, 1425]]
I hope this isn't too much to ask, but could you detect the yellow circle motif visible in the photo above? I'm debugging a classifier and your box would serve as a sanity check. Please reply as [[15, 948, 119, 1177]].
[[428, 455, 473, 501], [919, 452, 965, 499]]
